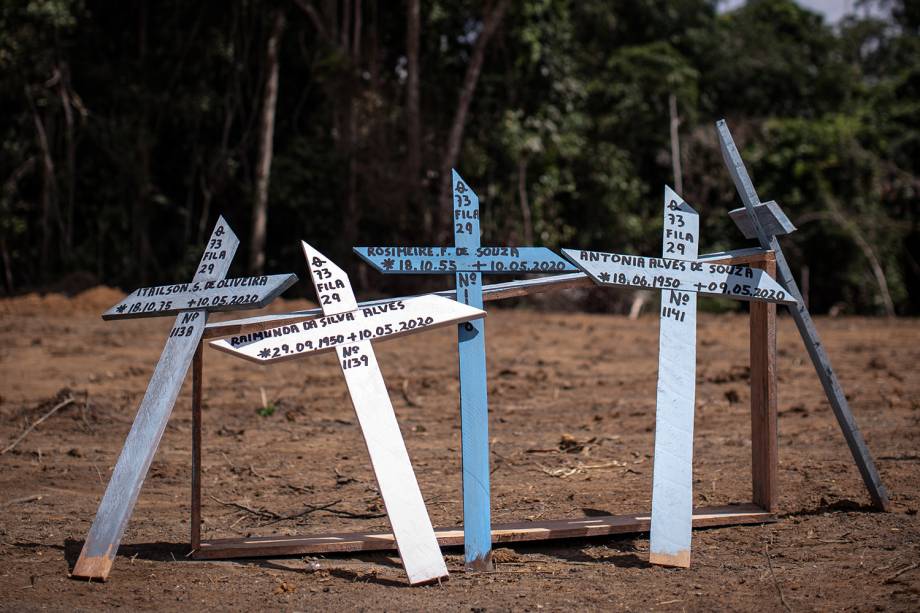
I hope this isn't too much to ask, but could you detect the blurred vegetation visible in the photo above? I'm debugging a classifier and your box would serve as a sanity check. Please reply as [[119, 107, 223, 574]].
[[1, 0, 918, 314]]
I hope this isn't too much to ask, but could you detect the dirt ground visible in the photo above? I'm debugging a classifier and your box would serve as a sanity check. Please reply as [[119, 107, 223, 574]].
[[0, 288, 918, 611]]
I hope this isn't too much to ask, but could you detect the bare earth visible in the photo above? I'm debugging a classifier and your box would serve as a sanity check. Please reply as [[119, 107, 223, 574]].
[[0, 289, 918, 611]]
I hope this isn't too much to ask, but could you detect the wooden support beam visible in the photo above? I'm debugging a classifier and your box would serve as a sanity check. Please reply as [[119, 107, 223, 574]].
[[750, 254, 778, 512], [191, 341, 203, 551], [191, 504, 773, 560]]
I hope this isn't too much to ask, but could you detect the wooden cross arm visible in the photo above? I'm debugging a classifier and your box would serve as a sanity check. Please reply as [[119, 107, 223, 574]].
[[209, 294, 486, 364], [729, 201, 796, 240], [353, 246, 576, 274], [561, 249, 795, 305], [201, 249, 776, 340], [102, 273, 298, 320]]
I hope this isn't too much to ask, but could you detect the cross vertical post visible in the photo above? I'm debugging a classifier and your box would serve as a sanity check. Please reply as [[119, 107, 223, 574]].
[[649, 187, 700, 568], [452, 171, 492, 570], [211, 242, 487, 584], [563, 194, 796, 568], [717, 120, 890, 511], [72, 217, 297, 581], [354, 170, 577, 570]]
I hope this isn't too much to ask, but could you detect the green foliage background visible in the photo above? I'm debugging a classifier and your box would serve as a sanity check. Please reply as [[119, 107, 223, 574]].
[[1, 0, 918, 314]]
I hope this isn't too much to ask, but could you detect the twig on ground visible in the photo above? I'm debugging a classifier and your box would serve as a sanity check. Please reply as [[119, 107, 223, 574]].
[[1, 396, 75, 455], [534, 460, 626, 478], [884, 562, 919, 584], [208, 494, 379, 526], [400, 379, 421, 407], [220, 452, 236, 470], [536, 463, 578, 478], [208, 494, 274, 519], [3, 494, 42, 506], [260, 500, 343, 526], [79, 391, 94, 435], [764, 542, 793, 613]]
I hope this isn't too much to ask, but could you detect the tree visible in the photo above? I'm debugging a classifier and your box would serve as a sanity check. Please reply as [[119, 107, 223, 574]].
[[250, 8, 287, 275]]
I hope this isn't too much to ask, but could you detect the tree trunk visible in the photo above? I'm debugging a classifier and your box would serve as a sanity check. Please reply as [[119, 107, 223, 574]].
[[28, 92, 56, 283], [249, 9, 286, 275], [406, 0, 422, 229], [668, 93, 683, 194], [517, 156, 533, 245], [437, 0, 510, 241], [1, 156, 36, 293], [342, 0, 361, 269], [828, 208, 896, 317]]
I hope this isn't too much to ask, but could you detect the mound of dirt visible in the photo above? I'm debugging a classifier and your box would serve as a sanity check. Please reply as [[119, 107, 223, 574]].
[[0, 285, 314, 317], [0, 291, 80, 315], [0, 285, 126, 315], [71, 286, 128, 311]]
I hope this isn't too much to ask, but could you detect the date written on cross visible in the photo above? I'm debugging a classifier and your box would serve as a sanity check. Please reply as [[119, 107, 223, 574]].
[[211, 294, 484, 364], [363, 247, 571, 274], [562, 250, 796, 306], [103, 275, 296, 320]]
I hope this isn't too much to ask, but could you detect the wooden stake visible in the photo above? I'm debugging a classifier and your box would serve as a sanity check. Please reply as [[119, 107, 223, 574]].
[[717, 119, 890, 511], [750, 254, 778, 512]]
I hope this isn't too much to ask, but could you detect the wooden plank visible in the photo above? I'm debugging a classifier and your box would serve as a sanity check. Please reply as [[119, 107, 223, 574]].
[[208, 294, 485, 364], [717, 119, 890, 511], [729, 201, 796, 240], [302, 242, 449, 585], [102, 273, 297, 320], [696, 247, 768, 265], [203, 248, 773, 341], [202, 275, 589, 339], [452, 171, 493, 571], [561, 249, 795, 305], [191, 341, 203, 550], [750, 256, 778, 512], [649, 186, 700, 568], [73, 216, 240, 581], [192, 504, 773, 559]]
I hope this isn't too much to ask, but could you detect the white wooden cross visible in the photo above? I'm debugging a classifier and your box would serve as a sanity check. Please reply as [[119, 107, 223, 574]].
[[211, 242, 487, 585], [563, 188, 796, 568], [73, 217, 297, 581]]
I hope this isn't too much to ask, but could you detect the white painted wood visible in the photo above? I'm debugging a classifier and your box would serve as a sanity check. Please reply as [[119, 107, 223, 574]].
[[263, 241, 451, 584], [75, 216, 242, 580], [102, 273, 297, 320], [202, 248, 774, 340], [334, 340, 448, 584], [209, 293, 485, 363], [301, 241, 359, 315], [650, 186, 700, 568], [561, 249, 795, 304]]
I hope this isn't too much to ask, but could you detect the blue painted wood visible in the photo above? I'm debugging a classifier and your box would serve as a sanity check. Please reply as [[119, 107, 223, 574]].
[[354, 169, 578, 570], [451, 171, 493, 570], [353, 247, 575, 274]]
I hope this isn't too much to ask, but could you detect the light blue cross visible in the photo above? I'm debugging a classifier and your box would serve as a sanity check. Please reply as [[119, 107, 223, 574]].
[[355, 170, 576, 569]]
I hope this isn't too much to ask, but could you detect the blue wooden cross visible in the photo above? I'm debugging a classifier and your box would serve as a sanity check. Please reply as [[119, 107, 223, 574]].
[[355, 170, 577, 570]]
